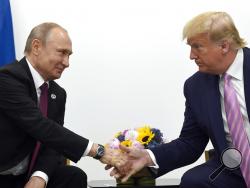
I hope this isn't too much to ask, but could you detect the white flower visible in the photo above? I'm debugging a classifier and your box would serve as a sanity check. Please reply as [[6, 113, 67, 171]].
[[125, 129, 138, 141]]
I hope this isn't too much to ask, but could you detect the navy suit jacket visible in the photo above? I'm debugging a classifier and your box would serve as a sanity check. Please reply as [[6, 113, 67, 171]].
[[151, 47, 250, 177], [0, 57, 89, 176]]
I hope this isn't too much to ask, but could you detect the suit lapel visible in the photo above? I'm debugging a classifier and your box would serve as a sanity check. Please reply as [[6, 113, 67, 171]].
[[19, 58, 60, 120], [204, 75, 228, 154], [18, 58, 38, 104], [202, 48, 250, 155], [243, 48, 250, 119], [47, 81, 57, 119]]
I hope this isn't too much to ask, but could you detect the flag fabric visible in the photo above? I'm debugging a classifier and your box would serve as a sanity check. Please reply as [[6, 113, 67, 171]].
[[0, 0, 15, 66]]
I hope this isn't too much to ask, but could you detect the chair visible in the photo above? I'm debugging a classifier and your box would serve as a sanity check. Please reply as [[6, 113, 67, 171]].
[[66, 159, 71, 165], [205, 149, 215, 161]]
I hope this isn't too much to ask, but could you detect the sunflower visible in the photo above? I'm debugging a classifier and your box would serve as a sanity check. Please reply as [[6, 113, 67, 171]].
[[121, 140, 132, 147], [136, 126, 155, 145]]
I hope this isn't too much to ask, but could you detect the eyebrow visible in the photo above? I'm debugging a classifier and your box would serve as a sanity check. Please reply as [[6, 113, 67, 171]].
[[58, 48, 73, 55], [68, 50, 73, 55]]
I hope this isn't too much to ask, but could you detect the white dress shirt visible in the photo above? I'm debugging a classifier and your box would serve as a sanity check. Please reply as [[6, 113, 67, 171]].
[[219, 49, 250, 144]]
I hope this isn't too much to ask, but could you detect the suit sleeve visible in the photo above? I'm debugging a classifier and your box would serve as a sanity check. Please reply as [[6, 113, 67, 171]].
[[150, 80, 209, 177], [0, 70, 89, 163]]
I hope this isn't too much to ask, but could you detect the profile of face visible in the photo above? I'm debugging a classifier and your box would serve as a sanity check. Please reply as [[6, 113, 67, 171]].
[[187, 33, 228, 75], [33, 27, 73, 81]]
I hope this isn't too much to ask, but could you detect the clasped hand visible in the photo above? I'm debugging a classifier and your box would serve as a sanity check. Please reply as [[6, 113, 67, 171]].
[[100, 145, 153, 182]]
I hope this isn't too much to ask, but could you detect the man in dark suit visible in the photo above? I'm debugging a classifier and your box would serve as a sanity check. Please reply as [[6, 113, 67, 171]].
[[0, 23, 115, 188], [109, 12, 250, 188]]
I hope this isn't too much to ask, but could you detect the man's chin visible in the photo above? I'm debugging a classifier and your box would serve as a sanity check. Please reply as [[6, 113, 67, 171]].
[[198, 68, 218, 75], [198, 67, 205, 72], [198, 67, 209, 73], [51, 74, 62, 80]]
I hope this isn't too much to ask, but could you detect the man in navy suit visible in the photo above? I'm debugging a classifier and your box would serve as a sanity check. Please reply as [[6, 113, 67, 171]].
[[110, 12, 250, 188], [0, 23, 115, 188]]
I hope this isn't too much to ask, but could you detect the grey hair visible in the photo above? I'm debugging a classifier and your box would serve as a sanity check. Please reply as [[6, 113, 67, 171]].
[[24, 22, 67, 54]]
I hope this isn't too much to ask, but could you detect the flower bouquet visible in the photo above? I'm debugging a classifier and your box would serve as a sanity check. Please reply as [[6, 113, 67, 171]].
[[107, 125, 166, 187]]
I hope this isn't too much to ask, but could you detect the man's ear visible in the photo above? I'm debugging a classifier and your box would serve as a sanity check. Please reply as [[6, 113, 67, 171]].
[[220, 40, 230, 54], [31, 39, 41, 56]]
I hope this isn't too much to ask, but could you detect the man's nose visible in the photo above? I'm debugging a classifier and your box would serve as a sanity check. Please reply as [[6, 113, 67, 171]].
[[190, 50, 197, 60], [62, 56, 69, 68]]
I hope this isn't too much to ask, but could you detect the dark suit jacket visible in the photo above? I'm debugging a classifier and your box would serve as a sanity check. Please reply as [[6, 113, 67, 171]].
[[151, 47, 250, 177], [0, 57, 89, 176]]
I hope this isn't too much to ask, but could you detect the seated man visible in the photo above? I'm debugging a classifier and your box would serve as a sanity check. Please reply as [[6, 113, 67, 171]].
[[0, 22, 115, 188], [110, 11, 250, 188]]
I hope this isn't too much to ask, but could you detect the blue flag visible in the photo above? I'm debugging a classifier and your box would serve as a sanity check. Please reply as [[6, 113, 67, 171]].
[[0, 0, 15, 66]]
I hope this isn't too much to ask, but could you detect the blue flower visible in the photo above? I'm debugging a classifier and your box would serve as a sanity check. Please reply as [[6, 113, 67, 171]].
[[151, 128, 164, 143], [147, 140, 160, 149], [117, 134, 125, 142]]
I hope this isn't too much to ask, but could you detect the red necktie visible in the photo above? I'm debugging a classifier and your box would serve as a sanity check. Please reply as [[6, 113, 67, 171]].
[[27, 82, 48, 177], [224, 73, 250, 187]]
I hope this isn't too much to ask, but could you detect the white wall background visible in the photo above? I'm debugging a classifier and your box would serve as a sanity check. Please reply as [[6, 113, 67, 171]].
[[10, 0, 250, 182]]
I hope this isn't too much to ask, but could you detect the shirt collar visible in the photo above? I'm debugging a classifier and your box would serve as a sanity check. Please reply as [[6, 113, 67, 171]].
[[26, 58, 49, 90], [225, 48, 243, 81]]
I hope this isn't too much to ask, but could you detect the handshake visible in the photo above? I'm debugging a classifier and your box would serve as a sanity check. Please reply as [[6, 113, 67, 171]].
[[99, 143, 154, 182], [91, 126, 165, 182]]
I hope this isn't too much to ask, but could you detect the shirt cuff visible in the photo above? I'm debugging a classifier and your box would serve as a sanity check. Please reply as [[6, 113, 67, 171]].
[[146, 149, 159, 168], [83, 140, 94, 157], [31, 171, 48, 186]]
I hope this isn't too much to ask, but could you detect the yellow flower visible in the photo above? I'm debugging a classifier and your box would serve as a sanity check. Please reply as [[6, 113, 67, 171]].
[[136, 126, 155, 145], [114, 132, 122, 138], [121, 140, 132, 147]]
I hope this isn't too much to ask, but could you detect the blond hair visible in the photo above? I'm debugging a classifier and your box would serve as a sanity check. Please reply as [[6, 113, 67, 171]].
[[183, 11, 246, 49]]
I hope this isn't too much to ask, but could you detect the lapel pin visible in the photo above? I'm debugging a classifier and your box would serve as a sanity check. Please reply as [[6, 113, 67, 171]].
[[51, 94, 56, 99]]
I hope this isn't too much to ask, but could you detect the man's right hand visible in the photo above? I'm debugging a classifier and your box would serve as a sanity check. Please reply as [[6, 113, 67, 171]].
[[108, 144, 154, 182]]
